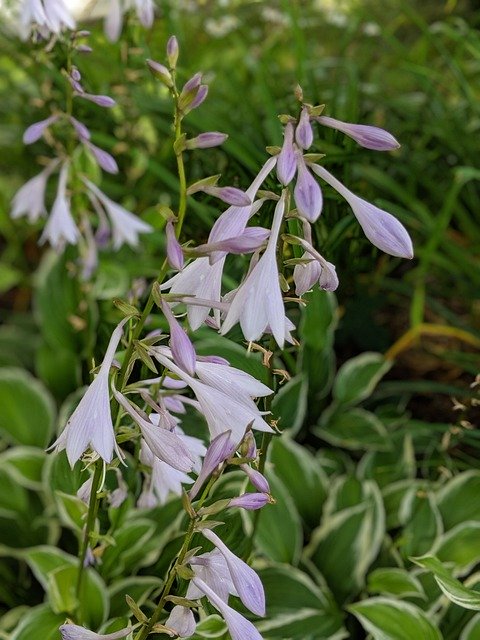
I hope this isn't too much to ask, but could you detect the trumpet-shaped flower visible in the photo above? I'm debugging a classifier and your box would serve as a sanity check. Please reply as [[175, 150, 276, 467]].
[[59, 624, 131, 640], [295, 106, 314, 150], [221, 191, 287, 347], [10, 160, 58, 222], [317, 115, 400, 151], [187, 550, 237, 602], [40, 163, 80, 250], [294, 153, 322, 222], [276, 122, 296, 186], [49, 319, 128, 467], [138, 440, 193, 506], [165, 606, 196, 638], [192, 577, 263, 640], [311, 164, 413, 258], [23, 114, 59, 144], [189, 431, 235, 499], [161, 300, 196, 376]]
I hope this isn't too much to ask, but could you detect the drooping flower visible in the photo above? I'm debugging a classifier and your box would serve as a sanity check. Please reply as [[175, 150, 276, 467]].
[[295, 106, 314, 150], [138, 440, 193, 506], [165, 220, 184, 271], [185, 132, 228, 149], [221, 191, 288, 347], [40, 163, 80, 250], [228, 493, 269, 510], [84, 180, 152, 249], [23, 114, 59, 145], [165, 606, 196, 638], [202, 528, 265, 616], [240, 464, 270, 493], [192, 577, 263, 640], [293, 153, 322, 222], [20, 0, 75, 39], [316, 115, 400, 151], [59, 624, 131, 640], [187, 550, 237, 602], [49, 319, 128, 467], [310, 163, 413, 258], [276, 121, 296, 186], [161, 300, 196, 376], [10, 160, 58, 222], [189, 431, 236, 500]]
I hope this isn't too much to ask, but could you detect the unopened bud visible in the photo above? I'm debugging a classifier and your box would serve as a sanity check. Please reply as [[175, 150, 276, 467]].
[[146, 59, 173, 87], [167, 35, 179, 68]]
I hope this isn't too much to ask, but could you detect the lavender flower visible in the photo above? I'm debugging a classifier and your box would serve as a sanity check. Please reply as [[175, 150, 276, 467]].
[[138, 440, 193, 506], [135, 0, 155, 27], [189, 431, 236, 500], [83, 140, 119, 175], [192, 578, 263, 640], [187, 550, 237, 602], [295, 106, 314, 150], [40, 163, 80, 250], [104, 0, 122, 43], [229, 493, 269, 510], [310, 164, 413, 258], [59, 624, 131, 640], [20, 0, 75, 39], [165, 606, 196, 638], [10, 160, 58, 222], [317, 115, 400, 151], [276, 121, 296, 186], [167, 35, 179, 68], [193, 227, 270, 260], [165, 220, 184, 270], [221, 191, 288, 347], [199, 185, 251, 207], [49, 319, 128, 467], [240, 464, 270, 493], [23, 114, 59, 145], [294, 153, 322, 222], [185, 132, 228, 150], [146, 59, 173, 87], [161, 300, 196, 376]]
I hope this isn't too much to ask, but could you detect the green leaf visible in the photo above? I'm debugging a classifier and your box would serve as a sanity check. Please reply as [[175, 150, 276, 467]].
[[399, 490, 442, 559], [194, 614, 227, 638], [36, 344, 80, 400], [349, 597, 443, 640], [10, 605, 64, 640], [269, 436, 328, 528], [271, 374, 308, 436], [300, 289, 338, 351], [257, 564, 346, 639], [0, 368, 55, 447], [306, 481, 385, 602], [460, 613, 480, 640], [256, 470, 303, 565], [101, 519, 157, 578], [315, 407, 391, 452], [435, 522, 480, 572], [108, 576, 163, 617], [436, 471, 480, 530], [412, 556, 480, 611], [367, 568, 426, 599], [333, 352, 392, 406], [0, 446, 46, 490], [54, 491, 88, 531]]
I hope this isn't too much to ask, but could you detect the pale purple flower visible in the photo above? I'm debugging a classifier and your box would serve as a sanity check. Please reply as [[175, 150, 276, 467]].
[[195, 360, 272, 399], [20, 0, 75, 39], [135, 0, 154, 27], [113, 391, 194, 473], [185, 85, 208, 113], [83, 141, 119, 174], [202, 528, 265, 616], [317, 115, 400, 151], [166, 35, 179, 67], [23, 114, 59, 144], [192, 577, 263, 640], [221, 191, 287, 347], [85, 180, 152, 249], [165, 606, 196, 638], [276, 122, 297, 186], [59, 624, 131, 640], [310, 164, 413, 258], [70, 117, 91, 140], [294, 153, 322, 222], [108, 468, 128, 508], [193, 227, 270, 260], [165, 220, 184, 270], [240, 464, 270, 493], [104, 0, 122, 42], [185, 132, 228, 150], [293, 243, 339, 295], [189, 431, 235, 500], [146, 59, 173, 87], [76, 476, 93, 504], [295, 107, 313, 150], [161, 300, 196, 376], [200, 186, 251, 207], [187, 550, 237, 602], [42, 0, 75, 32], [229, 493, 269, 510], [139, 440, 193, 506], [49, 319, 128, 467], [40, 163, 80, 250], [77, 93, 116, 108], [10, 160, 58, 222]]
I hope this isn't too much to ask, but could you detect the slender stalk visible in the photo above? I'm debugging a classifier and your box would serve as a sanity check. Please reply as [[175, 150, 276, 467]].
[[75, 459, 103, 620]]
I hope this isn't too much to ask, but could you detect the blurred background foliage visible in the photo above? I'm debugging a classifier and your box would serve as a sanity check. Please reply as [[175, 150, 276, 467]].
[[1, 1, 480, 638]]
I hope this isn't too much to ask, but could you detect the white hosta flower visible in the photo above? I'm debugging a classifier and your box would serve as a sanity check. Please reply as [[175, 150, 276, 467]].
[[85, 179, 152, 249], [165, 606, 196, 638], [20, 0, 75, 39], [10, 160, 58, 222], [139, 440, 193, 506], [221, 191, 288, 347], [59, 623, 131, 640], [40, 163, 80, 250], [49, 319, 128, 467], [187, 549, 238, 602]]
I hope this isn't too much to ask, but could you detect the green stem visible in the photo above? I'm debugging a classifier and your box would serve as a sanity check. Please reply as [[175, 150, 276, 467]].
[[75, 459, 103, 620]]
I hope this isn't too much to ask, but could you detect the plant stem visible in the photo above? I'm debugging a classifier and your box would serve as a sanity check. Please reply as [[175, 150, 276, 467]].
[[75, 459, 103, 620]]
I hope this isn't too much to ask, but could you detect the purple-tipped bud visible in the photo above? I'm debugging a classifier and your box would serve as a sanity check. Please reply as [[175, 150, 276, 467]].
[[311, 164, 413, 258], [202, 186, 251, 207], [185, 85, 208, 113], [146, 59, 173, 87], [295, 107, 314, 149], [78, 93, 116, 108], [185, 132, 228, 149], [229, 493, 269, 510], [167, 35, 179, 68], [277, 122, 297, 186], [182, 72, 202, 94], [70, 117, 91, 140], [189, 431, 236, 500], [23, 115, 59, 145], [161, 301, 196, 376], [76, 44, 93, 53], [317, 115, 400, 151], [84, 141, 119, 174], [74, 30, 91, 38], [244, 432, 257, 459], [240, 464, 270, 493], [71, 66, 82, 81], [166, 220, 184, 271], [294, 154, 323, 222]]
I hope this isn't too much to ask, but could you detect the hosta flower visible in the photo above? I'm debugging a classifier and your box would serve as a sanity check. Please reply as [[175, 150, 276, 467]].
[[49, 319, 128, 468], [189, 431, 236, 499], [20, 0, 75, 39], [138, 440, 193, 506], [293, 153, 322, 222], [187, 550, 237, 602], [40, 163, 80, 250], [276, 121, 296, 186], [192, 577, 263, 640], [310, 164, 413, 258], [59, 624, 131, 639], [295, 106, 314, 150], [10, 160, 58, 222], [23, 114, 59, 144], [316, 115, 400, 151], [221, 191, 288, 347], [161, 300, 196, 376], [165, 606, 196, 638], [165, 220, 184, 271], [85, 180, 152, 249]]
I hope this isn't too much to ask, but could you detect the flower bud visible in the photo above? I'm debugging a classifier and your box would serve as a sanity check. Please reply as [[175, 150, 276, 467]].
[[166, 220, 184, 271], [185, 132, 228, 149], [229, 493, 269, 510], [167, 35, 179, 68], [23, 115, 59, 145], [276, 122, 296, 185], [295, 106, 314, 149], [146, 59, 173, 87], [294, 154, 323, 222], [202, 186, 251, 207], [317, 115, 400, 151]]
